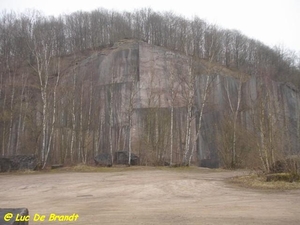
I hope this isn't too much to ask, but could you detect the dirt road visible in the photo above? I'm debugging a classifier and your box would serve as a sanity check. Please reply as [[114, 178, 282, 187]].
[[1, 168, 299, 225]]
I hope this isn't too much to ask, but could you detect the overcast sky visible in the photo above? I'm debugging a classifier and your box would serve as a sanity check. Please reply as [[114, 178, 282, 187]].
[[1, 0, 300, 53]]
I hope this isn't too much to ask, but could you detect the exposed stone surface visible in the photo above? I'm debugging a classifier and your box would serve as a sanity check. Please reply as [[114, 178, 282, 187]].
[[3, 39, 292, 167], [0, 155, 39, 172], [66, 39, 300, 166], [9, 155, 39, 171], [0, 158, 12, 172], [94, 153, 112, 167], [0, 208, 29, 225], [115, 151, 139, 165]]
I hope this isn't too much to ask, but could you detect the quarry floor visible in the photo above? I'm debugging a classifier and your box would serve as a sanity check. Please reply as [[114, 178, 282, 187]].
[[1, 167, 300, 225]]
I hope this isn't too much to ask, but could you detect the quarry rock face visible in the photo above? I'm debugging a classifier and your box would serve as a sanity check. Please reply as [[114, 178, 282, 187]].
[[62, 39, 300, 166], [2, 37, 299, 168]]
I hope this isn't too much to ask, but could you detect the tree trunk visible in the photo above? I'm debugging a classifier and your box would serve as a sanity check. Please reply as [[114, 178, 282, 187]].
[[128, 115, 132, 166], [189, 76, 212, 165], [41, 89, 47, 164], [184, 64, 194, 165], [70, 68, 77, 163], [109, 84, 114, 165], [7, 69, 15, 155], [43, 59, 60, 168], [16, 73, 28, 154], [260, 105, 269, 172], [170, 106, 174, 165], [78, 83, 84, 163]]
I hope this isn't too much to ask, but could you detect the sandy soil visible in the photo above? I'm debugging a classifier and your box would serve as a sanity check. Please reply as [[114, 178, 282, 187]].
[[1, 168, 300, 225]]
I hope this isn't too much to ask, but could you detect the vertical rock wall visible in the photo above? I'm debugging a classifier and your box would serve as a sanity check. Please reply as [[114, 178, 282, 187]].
[[59, 39, 300, 165]]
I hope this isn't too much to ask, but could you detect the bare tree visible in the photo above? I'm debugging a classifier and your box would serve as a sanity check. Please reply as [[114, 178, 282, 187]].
[[69, 60, 77, 163], [183, 59, 195, 165], [188, 74, 215, 166], [28, 19, 53, 163], [166, 53, 175, 166], [127, 82, 136, 165], [224, 76, 243, 168], [43, 57, 61, 168]]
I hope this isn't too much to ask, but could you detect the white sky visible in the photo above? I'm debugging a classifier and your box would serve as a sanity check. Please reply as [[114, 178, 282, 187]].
[[1, 0, 300, 54]]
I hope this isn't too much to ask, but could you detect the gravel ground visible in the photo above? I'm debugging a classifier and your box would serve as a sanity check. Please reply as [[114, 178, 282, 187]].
[[1, 168, 300, 225]]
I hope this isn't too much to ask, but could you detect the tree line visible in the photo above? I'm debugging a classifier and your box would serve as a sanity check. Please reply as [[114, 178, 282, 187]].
[[1, 8, 299, 78]]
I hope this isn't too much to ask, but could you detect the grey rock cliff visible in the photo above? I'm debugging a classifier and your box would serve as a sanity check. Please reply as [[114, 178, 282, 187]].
[[58, 39, 300, 166]]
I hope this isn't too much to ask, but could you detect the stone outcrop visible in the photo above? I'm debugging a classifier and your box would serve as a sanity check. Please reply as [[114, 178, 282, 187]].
[[0, 208, 29, 225], [0, 155, 39, 172], [94, 153, 112, 167], [94, 151, 139, 166], [115, 151, 139, 165], [0, 158, 12, 172]]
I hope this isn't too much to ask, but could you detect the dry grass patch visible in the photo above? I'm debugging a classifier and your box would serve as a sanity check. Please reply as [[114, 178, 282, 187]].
[[229, 173, 300, 190], [53, 164, 159, 173], [156, 165, 225, 174], [48, 164, 222, 174]]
